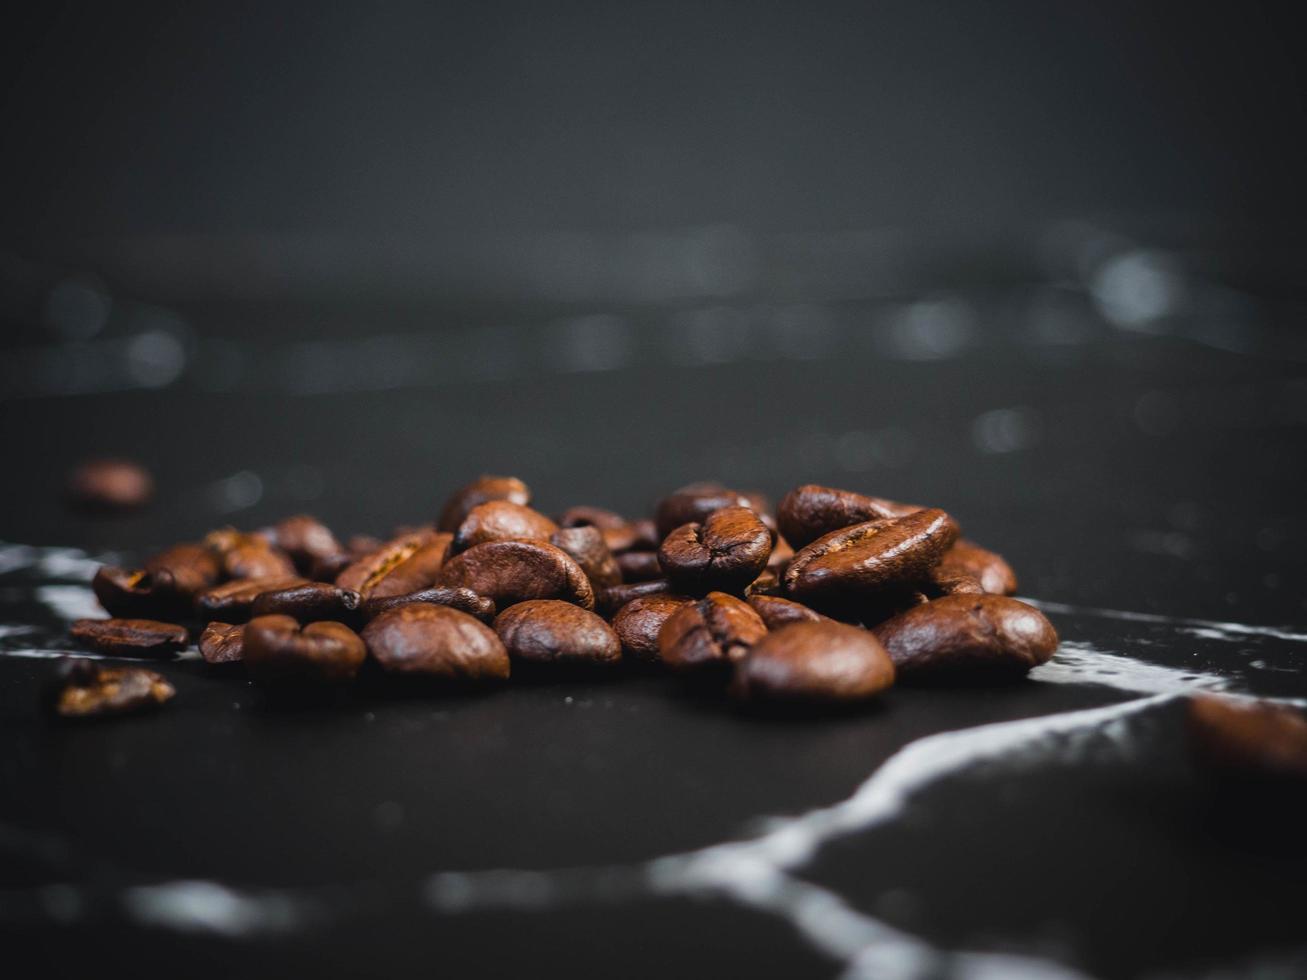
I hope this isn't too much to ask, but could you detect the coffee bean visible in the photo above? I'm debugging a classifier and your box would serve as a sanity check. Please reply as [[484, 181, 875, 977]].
[[616, 550, 663, 582], [70, 618, 189, 657], [549, 526, 622, 589], [262, 514, 344, 575], [872, 595, 1058, 679], [438, 539, 595, 610], [935, 539, 1018, 596], [243, 615, 366, 684], [336, 531, 453, 599], [51, 659, 174, 718], [195, 575, 309, 622], [627, 519, 660, 551], [437, 475, 531, 532], [494, 600, 621, 667], [777, 484, 922, 548], [744, 569, 783, 595], [654, 482, 757, 539], [611, 593, 693, 661], [558, 507, 642, 554], [746, 594, 826, 630], [1187, 695, 1307, 779], [657, 506, 772, 595], [730, 621, 895, 703], [251, 582, 362, 623], [143, 543, 221, 601], [204, 529, 298, 581], [68, 459, 153, 512], [596, 579, 673, 617], [348, 534, 384, 557], [361, 603, 510, 681], [784, 509, 959, 602], [766, 535, 794, 575], [925, 566, 985, 597], [453, 501, 558, 552], [92, 565, 192, 619], [361, 586, 496, 624], [657, 592, 767, 671], [198, 622, 245, 664]]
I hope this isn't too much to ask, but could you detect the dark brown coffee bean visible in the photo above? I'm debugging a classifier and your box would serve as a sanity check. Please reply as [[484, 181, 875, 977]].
[[203, 529, 298, 581], [262, 514, 344, 575], [657, 591, 767, 671], [784, 509, 959, 602], [92, 565, 191, 619], [336, 531, 453, 599], [740, 490, 778, 535], [68, 459, 153, 512], [195, 575, 309, 623], [452, 500, 558, 552], [616, 549, 663, 582], [549, 526, 622, 589], [935, 539, 1018, 596], [348, 534, 384, 557], [438, 540, 595, 610], [143, 543, 221, 600], [627, 519, 660, 551], [730, 621, 895, 703], [777, 484, 922, 548], [308, 550, 355, 582], [243, 615, 366, 684], [611, 593, 693, 661], [251, 582, 362, 623], [494, 600, 621, 667], [767, 535, 794, 575], [198, 622, 245, 664], [437, 475, 531, 532], [70, 618, 189, 658], [925, 566, 985, 597], [596, 579, 673, 616], [361, 586, 496, 624], [1187, 695, 1307, 779], [657, 506, 772, 596], [51, 659, 174, 718], [654, 482, 757, 539], [361, 603, 509, 681], [746, 594, 827, 630], [872, 595, 1058, 679], [558, 507, 643, 554], [744, 570, 783, 596]]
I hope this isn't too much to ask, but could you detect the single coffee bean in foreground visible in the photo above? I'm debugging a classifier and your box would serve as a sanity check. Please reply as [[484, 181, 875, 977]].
[[243, 615, 366, 684], [361, 603, 510, 681], [92, 565, 190, 619], [777, 484, 921, 549], [437, 475, 531, 532], [657, 591, 767, 671], [51, 659, 174, 718], [251, 582, 362, 623], [731, 621, 895, 703], [452, 501, 558, 552], [610, 593, 693, 661], [195, 575, 309, 623], [70, 618, 188, 658], [873, 595, 1058, 679], [494, 600, 622, 667], [360, 586, 496, 624], [68, 459, 154, 512], [746, 594, 826, 630], [438, 539, 595, 610], [657, 506, 772, 596], [336, 531, 452, 599], [1187, 695, 1307, 779], [198, 622, 245, 664], [935, 539, 1018, 596]]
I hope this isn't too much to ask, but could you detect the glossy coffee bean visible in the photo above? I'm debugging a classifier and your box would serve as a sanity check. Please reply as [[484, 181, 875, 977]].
[[213, 534, 298, 581], [766, 535, 794, 575], [611, 593, 693, 661], [92, 565, 191, 619], [361, 603, 510, 681], [627, 519, 660, 552], [925, 566, 985, 597], [596, 579, 673, 617], [243, 615, 366, 684], [746, 594, 826, 630], [143, 543, 221, 600], [616, 550, 663, 582], [730, 621, 895, 703], [549, 526, 622, 589], [657, 506, 771, 595], [251, 582, 362, 623], [784, 509, 959, 602], [935, 539, 1018, 596], [68, 459, 153, 512], [198, 622, 245, 664], [361, 586, 496, 624], [744, 569, 782, 595], [777, 484, 921, 548], [657, 591, 767, 671], [873, 595, 1058, 679], [336, 531, 453, 599], [654, 482, 756, 539], [437, 475, 531, 532], [558, 507, 642, 554], [494, 600, 621, 667], [438, 540, 595, 610], [262, 514, 344, 575], [1187, 695, 1307, 778], [70, 618, 189, 657], [51, 659, 174, 718], [195, 575, 308, 623], [452, 501, 558, 552]]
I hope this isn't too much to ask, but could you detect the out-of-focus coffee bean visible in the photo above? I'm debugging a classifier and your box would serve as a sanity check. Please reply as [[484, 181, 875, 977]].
[[437, 475, 531, 532], [557, 506, 642, 552], [51, 659, 174, 718], [745, 569, 782, 595], [243, 615, 365, 684], [873, 595, 1058, 679], [777, 484, 922, 548], [730, 621, 895, 703], [361, 603, 510, 681], [549, 526, 621, 589], [657, 506, 772, 595], [361, 586, 496, 624], [70, 618, 189, 657], [494, 600, 621, 667], [746, 594, 826, 630], [262, 515, 344, 575], [784, 509, 959, 602], [616, 550, 663, 583], [251, 582, 362, 623], [308, 551, 354, 582], [452, 501, 558, 552], [767, 535, 794, 575], [92, 565, 191, 619], [1187, 695, 1307, 779], [925, 566, 986, 597], [611, 593, 693, 661], [195, 575, 308, 623], [740, 490, 778, 535], [657, 592, 767, 671], [67, 459, 153, 512], [204, 529, 298, 581], [935, 539, 1018, 596], [628, 519, 660, 551], [336, 531, 453, 599], [439, 540, 595, 610], [596, 579, 673, 617], [654, 482, 756, 539], [348, 535, 384, 558], [198, 622, 245, 664], [144, 543, 221, 601]]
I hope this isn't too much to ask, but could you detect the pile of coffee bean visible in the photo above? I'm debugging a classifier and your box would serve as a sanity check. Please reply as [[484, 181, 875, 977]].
[[60, 477, 1062, 717]]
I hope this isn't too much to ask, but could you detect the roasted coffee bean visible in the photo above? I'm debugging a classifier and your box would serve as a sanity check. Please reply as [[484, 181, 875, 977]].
[[730, 621, 895, 703], [654, 482, 757, 539], [68, 459, 153, 512], [784, 509, 959, 602], [203, 530, 298, 581], [195, 575, 308, 622], [558, 506, 642, 554], [92, 565, 191, 619], [873, 595, 1058, 679], [262, 514, 344, 575], [596, 579, 673, 617], [740, 490, 778, 535], [308, 550, 355, 582], [746, 594, 826, 630], [361, 586, 496, 623], [925, 566, 986, 597], [657, 506, 771, 595], [616, 549, 663, 582], [627, 519, 660, 552], [198, 622, 245, 664], [611, 593, 693, 661], [494, 600, 621, 667], [1187, 695, 1307, 779], [438, 540, 595, 610], [437, 475, 531, 532], [777, 484, 922, 548], [336, 531, 453, 599], [243, 615, 365, 684], [143, 543, 221, 600], [70, 618, 189, 657], [657, 592, 767, 671], [549, 526, 622, 589], [766, 535, 794, 575], [251, 582, 362, 623], [452, 501, 558, 552], [361, 603, 510, 681], [51, 659, 174, 718], [935, 539, 1018, 596], [348, 534, 384, 557]]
